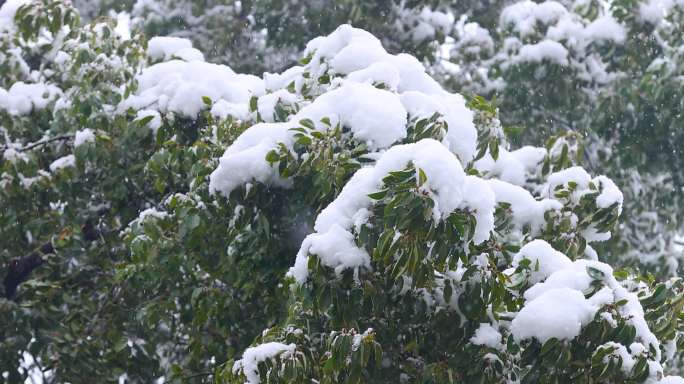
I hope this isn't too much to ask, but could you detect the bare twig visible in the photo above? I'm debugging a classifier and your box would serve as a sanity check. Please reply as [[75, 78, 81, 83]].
[[163, 371, 213, 384], [1, 134, 73, 153]]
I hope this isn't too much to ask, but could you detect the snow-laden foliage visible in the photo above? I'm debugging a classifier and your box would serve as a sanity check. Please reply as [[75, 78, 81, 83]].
[[443, 0, 684, 275], [203, 25, 681, 384], [75, 0, 684, 278], [1, 0, 683, 383], [73, 0, 457, 75]]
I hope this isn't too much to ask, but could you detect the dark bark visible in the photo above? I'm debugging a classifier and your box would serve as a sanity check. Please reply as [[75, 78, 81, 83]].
[[3, 242, 52, 300], [1, 219, 114, 300]]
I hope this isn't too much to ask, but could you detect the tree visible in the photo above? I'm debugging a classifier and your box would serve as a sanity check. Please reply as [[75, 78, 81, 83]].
[[1, 0, 683, 383], [73, 0, 458, 74], [207, 24, 684, 384], [443, 0, 684, 276], [74, 0, 684, 278]]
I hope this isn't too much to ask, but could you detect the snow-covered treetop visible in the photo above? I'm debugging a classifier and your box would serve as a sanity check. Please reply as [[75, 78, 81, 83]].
[[117, 24, 677, 383], [2, 0, 683, 382]]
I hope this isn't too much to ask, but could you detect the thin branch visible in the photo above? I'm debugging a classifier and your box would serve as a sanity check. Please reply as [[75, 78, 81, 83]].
[[2, 242, 52, 299], [163, 371, 213, 384], [2, 220, 120, 300], [1, 134, 73, 153]]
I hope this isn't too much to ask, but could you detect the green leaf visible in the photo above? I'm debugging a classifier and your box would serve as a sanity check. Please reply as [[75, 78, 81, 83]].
[[613, 270, 629, 281], [586, 266, 605, 280], [265, 150, 280, 163], [541, 337, 559, 356], [249, 95, 258, 112], [417, 168, 427, 187], [368, 190, 388, 200], [489, 138, 500, 161], [137, 115, 154, 126], [299, 118, 315, 130], [114, 337, 128, 352]]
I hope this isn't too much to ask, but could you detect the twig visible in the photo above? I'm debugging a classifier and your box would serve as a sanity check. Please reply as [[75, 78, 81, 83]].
[[2, 242, 52, 299], [163, 371, 213, 383], [1, 134, 73, 152]]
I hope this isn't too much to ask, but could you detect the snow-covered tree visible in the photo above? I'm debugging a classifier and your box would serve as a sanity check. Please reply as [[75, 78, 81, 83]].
[[74, 0, 458, 74], [208, 24, 683, 384], [74, 0, 684, 277], [1, 0, 683, 383], [440, 0, 684, 276]]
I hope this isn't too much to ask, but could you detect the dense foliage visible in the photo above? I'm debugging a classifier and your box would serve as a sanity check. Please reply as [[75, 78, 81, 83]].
[[0, 0, 682, 383], [77, 0, 684, 275]]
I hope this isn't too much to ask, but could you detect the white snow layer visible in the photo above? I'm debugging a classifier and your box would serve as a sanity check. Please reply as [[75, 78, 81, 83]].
[[49, 154, 76, 172], [511, 287, 597, 343], [512, 239, 572, 284], [147, 36, 205, 62], [516, 40, 569, 66], [0, 82, 62, 115], [209, 24, 479, 197], [232, 342, 296, 384], [303, 24, 478, 162], [0, 0, 29, 31], [74, 128, 96, 147], [120, 60, 264, 118], [470, 323, 504, 350], [509, 240, 661, 367]]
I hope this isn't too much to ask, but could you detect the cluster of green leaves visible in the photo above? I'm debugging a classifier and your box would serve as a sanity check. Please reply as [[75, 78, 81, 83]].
[[446, 0, 684, 278], [468, 95, 505, 163], [223, 88, 684, 381], [225, 140, 678, 382], [1, 2, 163, 381]]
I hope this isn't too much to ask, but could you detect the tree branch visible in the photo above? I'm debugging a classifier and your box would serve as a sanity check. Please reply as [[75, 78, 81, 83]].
[[2, 242, 52, 300], [1, 134, 73, 153], [2, 220, 110, 300]]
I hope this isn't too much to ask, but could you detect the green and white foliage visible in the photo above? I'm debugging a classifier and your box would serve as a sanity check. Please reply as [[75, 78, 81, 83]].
[[0, 0, 163, 382], [440, 0, 684, 276], [165, 24, 684, 383], [73, 0, 459, 75], [1, 0, 684, 383], [72, 1, 684, 277]]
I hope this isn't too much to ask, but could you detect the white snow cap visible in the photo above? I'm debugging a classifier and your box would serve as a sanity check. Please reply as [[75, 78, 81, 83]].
[[512, 239, 572, 284], [662, 376, 684, 384], [500, 1, 568, 37], [511, 287, 597, 342], [510, 241, 661, 359], [546, 166, 623, 214], [516, 40, 569, 66], [470, 323, 504, 350], [288, 139, 498, 283], [147, 36, 205, 62], [233, 342, 295, 384], [120, 60, 264, 118], [49, 155, 76, 172], [296, 82, 408, 149], [304, 24, 478, 163], [74, 129, 96, 147], [0, 0, 29, 31], [0, 82, 62, 116]]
